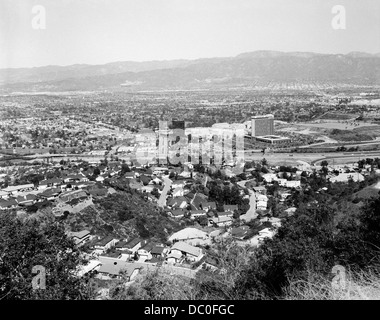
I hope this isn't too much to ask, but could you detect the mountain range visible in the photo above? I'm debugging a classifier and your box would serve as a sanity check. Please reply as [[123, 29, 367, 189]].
[[1, 51, 380, 92]]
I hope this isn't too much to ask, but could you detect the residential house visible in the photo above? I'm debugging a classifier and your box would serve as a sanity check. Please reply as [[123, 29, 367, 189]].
[[189, 210, 207, 220], [137, 242, 154, 261], [166, 250, 182, 264], [139, 174, 152, 185], [172, 186, 184, 197], [59, 189, 88, 203], [257, 227, 275, 243], [167, 196, 188, 209], [1, 184, 34, 196], [63, 174, 87, 183], [171, 180, 187, 189], [16, 194, 37, 206], [38, 178, 63, 190], [0, 198, 18, 209], [39, 187, 61, 201], [168, 227, 209, 245], [210, 215, 233, 227], [223, 204, 238, 214], [124, 237, 147, 253], [253, 186, 267, 195], [167, 241, 203, 263], [67, 230, 93, 246], [231, 226, 250, 239], [124, 172, 136, 179], [169, 208, 187, 219], [97, 257, 141, 281], [118, 249, 134, 261], [284, 180, 301, 188], [203, 201, 217, 212], [256, 200, 267, 211], [150, 245, 166, 258], [94, 236, 119, 252], [262, 173, 277, 183]]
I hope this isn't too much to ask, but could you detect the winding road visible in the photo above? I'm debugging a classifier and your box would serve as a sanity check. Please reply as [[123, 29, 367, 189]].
[[237, 180, 257, 222]]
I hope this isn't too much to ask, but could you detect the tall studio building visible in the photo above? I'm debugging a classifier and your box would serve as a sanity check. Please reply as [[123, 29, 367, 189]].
[[251, 114, 274, 137]]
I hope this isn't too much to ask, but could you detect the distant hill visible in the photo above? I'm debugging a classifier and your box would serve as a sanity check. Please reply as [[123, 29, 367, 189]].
[[1, 51, 380, 92]]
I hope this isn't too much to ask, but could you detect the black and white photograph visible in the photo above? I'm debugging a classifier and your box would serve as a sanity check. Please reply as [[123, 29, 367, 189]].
[[0, 0, 380, 307]]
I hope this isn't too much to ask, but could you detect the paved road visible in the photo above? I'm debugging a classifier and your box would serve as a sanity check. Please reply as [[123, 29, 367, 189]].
[[17, 149, 380, 167], [157, 177, 172, 208], [311, 151, 380, 165], [237, 180, 257, 222]]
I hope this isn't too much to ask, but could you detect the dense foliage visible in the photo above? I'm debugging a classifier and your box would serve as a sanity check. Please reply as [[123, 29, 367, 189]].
[[0, 213, 90, 300]]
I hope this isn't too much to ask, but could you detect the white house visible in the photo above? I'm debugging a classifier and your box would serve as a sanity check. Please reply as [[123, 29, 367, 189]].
[[257, 228, 275, 243], [67, 230, 93, 247], [172, 186, 184, 197], [262, 174, 277, 183], [210, 216, 233, 227], [137, 248, 152, 262], [97, 257, 141, 281], [169, 227, 209, 243], [284, 180, 301, 188], [168, 242, 203, 263]]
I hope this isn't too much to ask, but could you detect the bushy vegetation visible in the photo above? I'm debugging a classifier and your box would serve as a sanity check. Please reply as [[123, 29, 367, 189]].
[[330, 129, 372, 141], [75, 192, 182, 242], [0, 212, 91, 300]]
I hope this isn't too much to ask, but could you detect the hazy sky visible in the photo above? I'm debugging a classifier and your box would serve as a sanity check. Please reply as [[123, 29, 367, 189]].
[[1, 0, 379, 68]]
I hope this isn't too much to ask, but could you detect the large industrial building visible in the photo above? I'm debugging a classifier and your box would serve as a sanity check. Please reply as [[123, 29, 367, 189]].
[[251, 114, 274, 137]]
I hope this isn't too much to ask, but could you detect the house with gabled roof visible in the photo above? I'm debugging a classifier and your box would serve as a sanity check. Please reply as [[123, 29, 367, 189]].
[[231, 226, 250, 239], [59, 189, 88, 203], [150, 245, 167, 258], [167, 196, 188, 209], [94, 236, 119, 252], [203, 201, 217, 212], [16, 194, 37, 206], [169, 208, 187, 219], [172, 186, 184, 197], [171, 180, 187, 188], [97, 257, 141, 280], [2, 184, 34, 195], [223, 204, 238, 213], [190, 209, 207, 220], [66, 230, 93, 246], [39, 187, 61, 201], [38, 178, 63, 190], [0, 198, 18, 209], [168, 242, 203, 263], [210, 215, 233, 227], [123, 237, 148, 253]]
